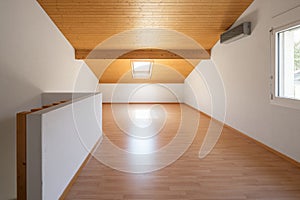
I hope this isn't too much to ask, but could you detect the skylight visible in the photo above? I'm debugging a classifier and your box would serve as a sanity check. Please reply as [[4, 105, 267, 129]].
[[131, 60, 153, 79]]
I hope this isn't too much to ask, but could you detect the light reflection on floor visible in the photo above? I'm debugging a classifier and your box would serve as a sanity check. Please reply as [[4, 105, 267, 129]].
[[94, 104, 200, 173]]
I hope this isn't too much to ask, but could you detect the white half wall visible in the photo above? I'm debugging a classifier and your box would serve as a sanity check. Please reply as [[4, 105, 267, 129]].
[[0, 0, 98, 198], [98, 84, 184, 103], [27, 93, 102, 200], [186, 0, 300, 162]]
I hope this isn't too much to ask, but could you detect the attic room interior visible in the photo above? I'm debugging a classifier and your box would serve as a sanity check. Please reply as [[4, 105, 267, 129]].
[[1, 0, 300, 200]]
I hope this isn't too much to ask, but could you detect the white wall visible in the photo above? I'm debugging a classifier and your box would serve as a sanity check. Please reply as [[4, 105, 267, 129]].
[[184, 60, 226, 121], [27, 94, 102, 200], [0, 0, 98, 199], [99, 84, 184, 103], [186, 0, 300, 162]]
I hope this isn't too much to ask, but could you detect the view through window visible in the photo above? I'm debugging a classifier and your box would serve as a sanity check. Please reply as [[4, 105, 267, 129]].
[[276, 25, 300, 100], [131, 60, 153, 79]]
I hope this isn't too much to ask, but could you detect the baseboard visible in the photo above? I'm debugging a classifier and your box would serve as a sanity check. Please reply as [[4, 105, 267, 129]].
[[183, 103, 300, 168], [103, 102, 181, 104], [59, 136, 103, 199], [224, 125, 300, 168]]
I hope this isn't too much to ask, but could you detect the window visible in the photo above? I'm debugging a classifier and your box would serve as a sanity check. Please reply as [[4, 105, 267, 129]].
[[276, 25, 300, 100], [131, 60, 153, 79], [271, 21, 300, 109]]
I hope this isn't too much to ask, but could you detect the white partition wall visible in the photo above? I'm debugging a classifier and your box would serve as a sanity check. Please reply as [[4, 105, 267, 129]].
[[27, 93, 102, 200], [98, 83, 184, 103]]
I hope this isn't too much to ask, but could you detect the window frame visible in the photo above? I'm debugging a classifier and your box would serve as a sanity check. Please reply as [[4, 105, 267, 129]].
[[131, 60, 153, 79], [270, 20, 300, 110]]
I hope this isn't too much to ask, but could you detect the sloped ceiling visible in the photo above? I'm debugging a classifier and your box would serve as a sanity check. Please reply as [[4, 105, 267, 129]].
[[87, 59, 196, 83], [37, 0, 253, 83]]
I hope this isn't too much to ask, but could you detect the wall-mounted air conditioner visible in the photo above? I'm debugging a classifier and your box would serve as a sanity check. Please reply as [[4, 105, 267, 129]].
[[220, 22, 251, 44]]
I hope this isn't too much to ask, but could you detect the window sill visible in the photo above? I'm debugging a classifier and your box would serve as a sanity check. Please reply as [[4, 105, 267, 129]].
[[271, 96, 300, 110]]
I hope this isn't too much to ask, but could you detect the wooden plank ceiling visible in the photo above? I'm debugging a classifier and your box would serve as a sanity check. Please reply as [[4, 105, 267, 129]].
[[87, 59, 196, 83], [37, 0, 253, 83]]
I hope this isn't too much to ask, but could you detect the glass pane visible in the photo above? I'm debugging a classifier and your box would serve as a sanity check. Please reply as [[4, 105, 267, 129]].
[[131, 61, 153, 79], [132, 61, 152, 72], [295, 28, 300, 99], [277, 25, 300, 100]]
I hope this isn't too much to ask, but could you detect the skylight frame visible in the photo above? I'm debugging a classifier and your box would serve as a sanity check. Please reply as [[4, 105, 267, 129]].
[[131, 60, 153, 79]]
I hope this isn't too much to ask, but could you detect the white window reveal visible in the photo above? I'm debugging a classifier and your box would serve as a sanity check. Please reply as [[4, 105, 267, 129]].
[[131, 60, 153, 79]]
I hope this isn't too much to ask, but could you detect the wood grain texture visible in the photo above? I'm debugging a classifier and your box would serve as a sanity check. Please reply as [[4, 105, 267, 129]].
[[76, 49, 210, 59], [225, 125, 300, 168], [37, 0, 253, 83], [95, 59, 197, 83], [59, 137, 103, 200], [17, 112, 31, 200], [63, 104, 300, 200], [37, 0, 253, 52]]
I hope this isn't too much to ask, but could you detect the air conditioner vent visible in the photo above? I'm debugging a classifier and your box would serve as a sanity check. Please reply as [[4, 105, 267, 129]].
[[220, 22, 251, 44]]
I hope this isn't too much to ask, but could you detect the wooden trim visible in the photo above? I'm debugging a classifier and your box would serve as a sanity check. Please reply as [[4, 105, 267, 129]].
[[58, 154, 92, 200], [224, 125, 300, 168], [17, 109, 43, 200], [17, 111, 31, 200], [102, 102, 181, 105], [42, 105, 53, 108], [59, 136, 103, 200], [184, 103, 213, 119], [183, 103, 300, 168], [128, 102, 180, 104], [17, 108, 49, 200], [30, 108, 43, 112], [75, 48, 211, 60]]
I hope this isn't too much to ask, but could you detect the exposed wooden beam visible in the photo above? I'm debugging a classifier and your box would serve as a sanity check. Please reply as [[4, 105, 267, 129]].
[[75, 49, 210, 59]]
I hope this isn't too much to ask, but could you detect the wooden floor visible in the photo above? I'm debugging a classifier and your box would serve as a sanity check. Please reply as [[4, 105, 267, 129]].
[[65, 104, 300, 200]]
